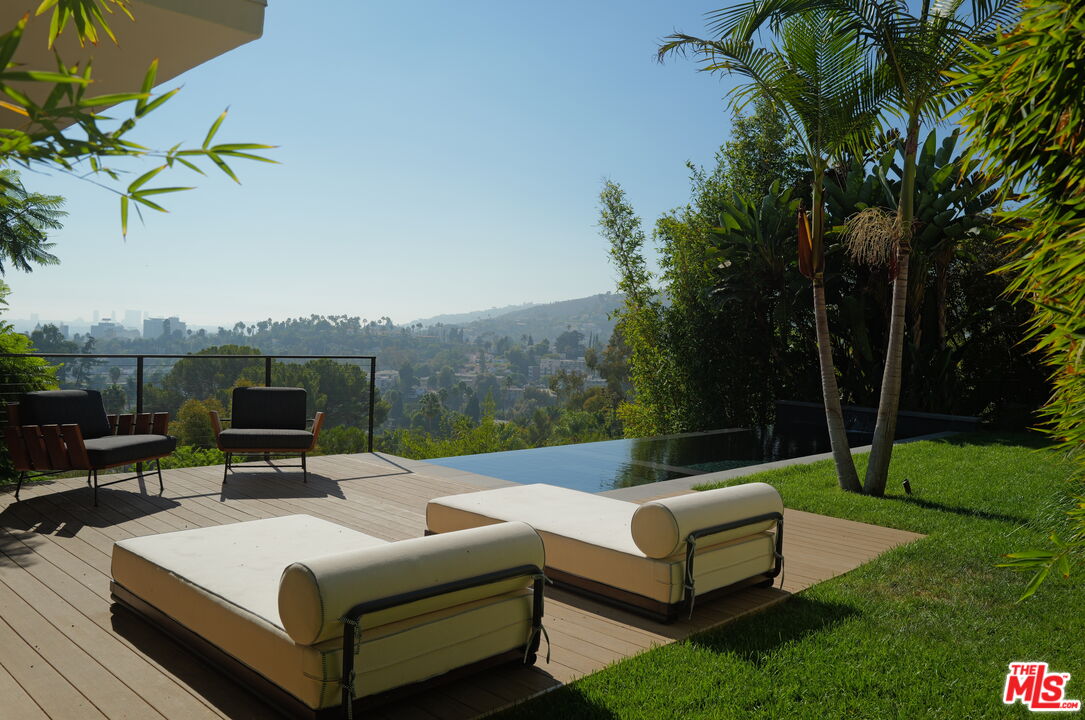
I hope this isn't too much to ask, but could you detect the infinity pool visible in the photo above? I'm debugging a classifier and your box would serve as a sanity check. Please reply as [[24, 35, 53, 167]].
[[425, 426, 860, 493]]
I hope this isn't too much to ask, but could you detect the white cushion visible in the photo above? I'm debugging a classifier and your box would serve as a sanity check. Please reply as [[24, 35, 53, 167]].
[[278, 521, 544, 645], [631, 482, 782, 558]]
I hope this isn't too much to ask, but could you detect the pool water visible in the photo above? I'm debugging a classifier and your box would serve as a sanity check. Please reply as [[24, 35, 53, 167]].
[[426, 426, 869, 493]]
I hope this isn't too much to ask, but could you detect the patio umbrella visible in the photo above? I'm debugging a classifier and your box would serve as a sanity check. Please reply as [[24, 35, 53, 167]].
[[0, 0, 266, 130]]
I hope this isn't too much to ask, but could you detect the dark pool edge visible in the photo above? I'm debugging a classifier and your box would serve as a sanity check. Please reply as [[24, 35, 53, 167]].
[[597, 431, 959, 501]]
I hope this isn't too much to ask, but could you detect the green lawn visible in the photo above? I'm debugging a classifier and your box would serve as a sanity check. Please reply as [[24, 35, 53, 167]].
[[495, 434, 1084, 719]]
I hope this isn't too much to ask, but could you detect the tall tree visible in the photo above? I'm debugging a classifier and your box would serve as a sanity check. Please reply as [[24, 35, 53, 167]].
[[598, 180, 672, 436], [711, 0, 1020, 495], [660, 11, 886, 492]]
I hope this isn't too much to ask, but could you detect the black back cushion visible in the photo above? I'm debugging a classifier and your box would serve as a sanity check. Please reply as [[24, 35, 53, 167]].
[[231, 387, 307, 430], [18, 390, 112, 439]]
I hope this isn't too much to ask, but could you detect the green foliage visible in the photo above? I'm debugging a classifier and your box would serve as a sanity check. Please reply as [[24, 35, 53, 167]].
[[157, 445, 225, 471], [825, 130, 1041, 417], [37, 0, 134, 48], [603, 97, 819, 436], [168, 397, 224, 448], [0, 169, 65, 273], [387, 414, 529, 459], [165, 345, 261, 404], [604, 117, 1045, 443], [0, 9, 275, 235], [598, 180, 673, 436], [661, 12, 886, 170], [661, 9, 893, 492], [315, 425, 369, 455], [0, 280, 56, 478], [958, 0, 1085, 595], [719, 96, 806, 199], [101, 383, 126, 413], [554, 330, 585, 358]]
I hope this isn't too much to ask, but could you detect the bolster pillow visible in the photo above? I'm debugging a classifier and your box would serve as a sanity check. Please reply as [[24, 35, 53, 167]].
[[630, 482, 783, 559], [278, 521, 544, 645]]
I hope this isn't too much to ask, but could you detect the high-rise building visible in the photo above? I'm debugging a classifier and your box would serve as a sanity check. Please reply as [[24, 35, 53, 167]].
[[123, 309, 143, 330], [90, 318, 120, 339], [144, 316, 187, 339]]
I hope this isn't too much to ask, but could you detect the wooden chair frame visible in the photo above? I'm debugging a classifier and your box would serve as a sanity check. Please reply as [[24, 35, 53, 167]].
[[4, 403, 172, 506], [210, 410, 325, 483]]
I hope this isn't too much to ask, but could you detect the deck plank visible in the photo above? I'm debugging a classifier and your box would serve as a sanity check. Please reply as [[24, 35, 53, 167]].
[[0, 451, 922, 719]]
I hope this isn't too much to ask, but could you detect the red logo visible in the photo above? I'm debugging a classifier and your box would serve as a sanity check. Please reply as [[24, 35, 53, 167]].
[[1004, 662, 1081, 712]]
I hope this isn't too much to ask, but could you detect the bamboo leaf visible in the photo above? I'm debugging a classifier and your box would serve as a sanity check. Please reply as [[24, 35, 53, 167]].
[[135, 186, 193, 196], [1016, 564, 1051, 602], [0, 100, 29, 117], [135, 59, 158, 115], [127, 164, 165, 192], [78, 91, 147, 108], [203, 108, 228, 150]]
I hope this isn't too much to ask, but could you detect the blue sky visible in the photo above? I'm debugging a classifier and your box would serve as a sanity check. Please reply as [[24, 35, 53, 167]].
[[8, 2, 742, 328]]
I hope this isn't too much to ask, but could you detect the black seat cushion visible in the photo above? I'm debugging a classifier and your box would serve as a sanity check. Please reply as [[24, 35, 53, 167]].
[[19, 390, 112, 439], [83, 434, 178, 467], [231, 387, 307, 430], [217, 428, 313, 451]]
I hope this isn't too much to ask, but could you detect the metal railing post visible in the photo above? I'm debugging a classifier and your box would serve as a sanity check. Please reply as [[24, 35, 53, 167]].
[[136, 355, 145, 474], [136, 356, 144, 414], [264, 357, 273, 387], [368, 358, 376, 453]]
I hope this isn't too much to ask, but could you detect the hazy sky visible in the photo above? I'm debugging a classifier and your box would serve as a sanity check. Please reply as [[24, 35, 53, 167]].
[[8, 2, 741, 328]]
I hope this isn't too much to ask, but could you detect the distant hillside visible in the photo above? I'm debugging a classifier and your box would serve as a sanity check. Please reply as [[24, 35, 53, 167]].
[[410, 302, 537, 327], [449, 293, 624, 343]]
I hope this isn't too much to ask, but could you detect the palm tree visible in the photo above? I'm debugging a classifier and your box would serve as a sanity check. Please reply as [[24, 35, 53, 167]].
[[709, 0, 1019, 495], [0, 169, 65, 274], [660, 11, 887, 492]]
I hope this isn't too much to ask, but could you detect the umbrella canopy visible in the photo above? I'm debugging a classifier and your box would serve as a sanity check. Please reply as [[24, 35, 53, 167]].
[[0, 0, 266, 129]]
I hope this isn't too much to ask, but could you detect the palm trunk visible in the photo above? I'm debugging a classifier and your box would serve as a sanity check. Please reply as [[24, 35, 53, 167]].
[[864, 115, 920, 496], [811, 171, 862, 493], [814, 279, 862, 492]]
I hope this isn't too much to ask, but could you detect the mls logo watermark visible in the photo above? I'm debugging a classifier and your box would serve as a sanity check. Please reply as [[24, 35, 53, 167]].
[[1004, 662, 1081, 712]]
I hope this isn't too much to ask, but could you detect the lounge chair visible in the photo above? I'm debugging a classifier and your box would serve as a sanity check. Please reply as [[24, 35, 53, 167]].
[[210, 386, 325, 483], [427, 482, 783, 622], [110, 515, 546, 718], [4, 389, 177, 506]]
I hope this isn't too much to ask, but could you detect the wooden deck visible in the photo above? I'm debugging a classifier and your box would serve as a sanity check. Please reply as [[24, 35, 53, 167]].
[[0, 453, 923, 719]]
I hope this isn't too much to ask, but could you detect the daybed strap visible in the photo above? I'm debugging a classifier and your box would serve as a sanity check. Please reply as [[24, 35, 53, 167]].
[[340, 618, 362, 720], [525, 619, 552, 665], [684, 534, 699, 619]]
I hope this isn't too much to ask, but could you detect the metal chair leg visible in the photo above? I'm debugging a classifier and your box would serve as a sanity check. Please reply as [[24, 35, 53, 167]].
[[87, 471, 92, 487], [92, 469, 99, 507], [156, 458, 164, 493], [223, 453, 230, 483], [301, 453, 308, 483], [15, 471, 25, 501]]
